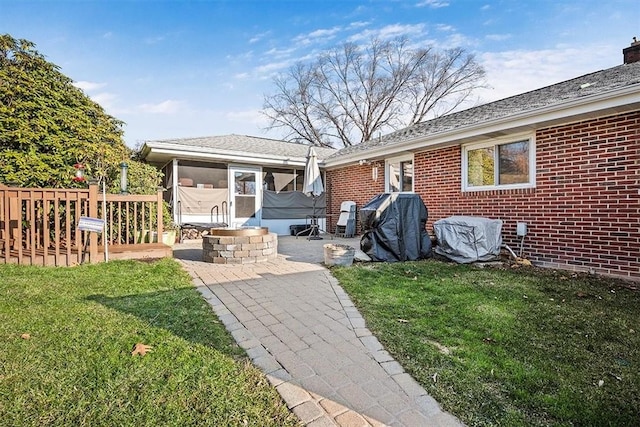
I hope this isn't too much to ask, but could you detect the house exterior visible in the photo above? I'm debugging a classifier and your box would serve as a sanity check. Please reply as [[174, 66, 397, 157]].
[[324, 43, 640, 281], [140, 42, 638, 280], [141, 135, 335, 235]]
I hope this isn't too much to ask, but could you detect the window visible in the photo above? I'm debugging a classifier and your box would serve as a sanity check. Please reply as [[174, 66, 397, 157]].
[[262, 167, 303, 192], [386, 155, 413, 192], [463, 137, 534, 191]]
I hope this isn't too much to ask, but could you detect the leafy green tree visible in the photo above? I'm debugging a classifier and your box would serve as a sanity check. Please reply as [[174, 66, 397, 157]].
[[0, 34, 159, 194]]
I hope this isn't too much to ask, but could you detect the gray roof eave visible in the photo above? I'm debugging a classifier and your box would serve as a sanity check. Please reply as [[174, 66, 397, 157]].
[[324, 83, 640, 169], [142, 141, 325, 167]]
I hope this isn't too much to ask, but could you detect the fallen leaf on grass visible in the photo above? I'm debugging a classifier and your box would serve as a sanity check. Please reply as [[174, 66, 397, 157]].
[[131, 343, 153, 356], [432, 373, 438, 383], [397, 318, 409, 323], [21, 333, 31, 340], [597, 379, 604, 387], [483, 337, 496, 344]]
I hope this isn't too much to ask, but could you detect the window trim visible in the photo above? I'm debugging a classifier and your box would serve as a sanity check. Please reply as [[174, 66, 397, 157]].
[[385, 154, 414, 193], [461, 134, 536, 192]]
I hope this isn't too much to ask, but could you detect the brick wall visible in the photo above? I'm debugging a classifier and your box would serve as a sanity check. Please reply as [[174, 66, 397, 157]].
[[327, 110, 640, 280], [326, 163, 385, 234]]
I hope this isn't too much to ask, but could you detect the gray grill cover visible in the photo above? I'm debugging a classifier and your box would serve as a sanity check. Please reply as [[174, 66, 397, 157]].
[[433, 216, 503, 263], [359, 193, 432, 262]]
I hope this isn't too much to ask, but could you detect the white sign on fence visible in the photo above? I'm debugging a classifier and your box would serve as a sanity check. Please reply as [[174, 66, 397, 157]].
[[78, 216, 105, 233]]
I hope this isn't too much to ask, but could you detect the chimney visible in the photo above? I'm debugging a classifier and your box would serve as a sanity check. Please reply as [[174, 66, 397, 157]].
[[623, 37, 640, 64]]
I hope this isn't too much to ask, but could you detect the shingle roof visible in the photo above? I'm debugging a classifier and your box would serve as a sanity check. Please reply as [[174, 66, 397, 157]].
[[144, 134, 336, 162], [328, 61, 640, 160]]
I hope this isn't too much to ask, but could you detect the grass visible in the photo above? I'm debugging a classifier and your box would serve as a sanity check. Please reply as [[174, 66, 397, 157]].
[[332, 261, 639, 426], [0, 259, 299, 427]]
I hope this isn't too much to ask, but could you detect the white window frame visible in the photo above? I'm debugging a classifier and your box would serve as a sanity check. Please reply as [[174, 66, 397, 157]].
[[461, 134, 536, 192], [385, 154, 414, 193]]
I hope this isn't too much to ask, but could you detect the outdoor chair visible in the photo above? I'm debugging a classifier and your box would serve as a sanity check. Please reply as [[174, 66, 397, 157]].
[[334, 201, 356, 238]]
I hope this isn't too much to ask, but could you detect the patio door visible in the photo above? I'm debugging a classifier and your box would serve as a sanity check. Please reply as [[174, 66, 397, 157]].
[[229, 166, 261, 227]]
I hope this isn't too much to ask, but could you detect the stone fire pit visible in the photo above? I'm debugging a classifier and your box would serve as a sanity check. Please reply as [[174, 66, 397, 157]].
[[202, 227, 277, 264]]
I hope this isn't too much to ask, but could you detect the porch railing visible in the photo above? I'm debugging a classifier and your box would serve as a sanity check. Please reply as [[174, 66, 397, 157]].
[[0, 184, 164, 267]]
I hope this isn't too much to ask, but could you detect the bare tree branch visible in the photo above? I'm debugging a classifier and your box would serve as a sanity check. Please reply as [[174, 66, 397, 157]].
[[263, 37, 486, 148]]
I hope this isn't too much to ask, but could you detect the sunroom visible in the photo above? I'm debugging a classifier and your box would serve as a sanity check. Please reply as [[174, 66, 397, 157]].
[[141, 135, 335, 236]]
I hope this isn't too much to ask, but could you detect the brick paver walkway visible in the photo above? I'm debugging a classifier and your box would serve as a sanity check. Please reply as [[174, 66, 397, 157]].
[[175, 236, 462, 427]]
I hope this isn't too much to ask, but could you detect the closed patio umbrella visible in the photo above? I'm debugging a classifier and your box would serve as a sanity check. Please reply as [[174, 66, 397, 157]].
[[303, 146, 324, 197], [301, 146, 324, 239]]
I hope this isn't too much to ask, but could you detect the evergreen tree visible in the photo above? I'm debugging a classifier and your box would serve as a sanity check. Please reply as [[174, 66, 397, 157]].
[[0, 34, 160, 192]]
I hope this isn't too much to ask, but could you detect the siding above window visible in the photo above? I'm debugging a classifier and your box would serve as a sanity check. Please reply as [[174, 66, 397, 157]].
[[462, 136, 535, 191]]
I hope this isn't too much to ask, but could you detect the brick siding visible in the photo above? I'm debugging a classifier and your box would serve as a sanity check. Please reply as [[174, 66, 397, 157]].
[[327, 111, 640, 280]]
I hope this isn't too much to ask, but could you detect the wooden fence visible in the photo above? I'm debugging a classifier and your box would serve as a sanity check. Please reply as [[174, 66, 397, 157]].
[[0, 184, 170, 267]]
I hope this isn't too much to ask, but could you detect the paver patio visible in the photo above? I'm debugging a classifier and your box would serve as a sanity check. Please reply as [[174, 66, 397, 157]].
[[174, 236, 462, 427]]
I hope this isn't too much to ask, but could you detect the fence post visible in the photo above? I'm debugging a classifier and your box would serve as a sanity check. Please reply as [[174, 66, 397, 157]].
[[0, 185, 7, 263], [88, 183, 99, 262], [157, 188, 164, 236]]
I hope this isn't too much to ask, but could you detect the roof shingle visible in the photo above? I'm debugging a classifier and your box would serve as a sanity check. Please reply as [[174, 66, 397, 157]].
[[329, 62, 640, 160], [145, 134, 336, 162]]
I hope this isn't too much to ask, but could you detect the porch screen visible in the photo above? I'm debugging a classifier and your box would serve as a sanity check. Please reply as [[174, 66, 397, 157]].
[[262, 190, 326, 219], [178, 187, 228, 215]]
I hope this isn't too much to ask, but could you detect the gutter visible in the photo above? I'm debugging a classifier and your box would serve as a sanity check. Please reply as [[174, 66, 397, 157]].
[[142, 142, 328, 168]]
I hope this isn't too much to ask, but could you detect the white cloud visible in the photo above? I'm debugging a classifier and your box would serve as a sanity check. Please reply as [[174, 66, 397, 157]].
[[90, 92, 118, 111], [348, 21, 370, 29], [293, 26, 343, 46], [416, 0, 449, 8], [485, 34, 511, 41], [225, 109, 268, 126], [436, 24, 455, 32], [264, 46, 297, 59], [73, 81, 107, 92], [226, 50, 254, 63], [255, 59, 295, 77], [144, 35, 165, 45], [476, 44, 616, 103], [308, 27, 341, 39], [249, 30, 271, 44], [348, 23, 426, 42], [443, 33, 475, 49], [137, 100, 185, 114]]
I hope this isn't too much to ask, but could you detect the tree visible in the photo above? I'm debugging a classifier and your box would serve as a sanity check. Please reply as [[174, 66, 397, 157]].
[[0, 34, 160, 193], [263, 37, 486, 148]]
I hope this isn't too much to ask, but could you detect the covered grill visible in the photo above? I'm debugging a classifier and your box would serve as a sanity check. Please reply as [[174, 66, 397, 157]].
[[359, 193, 432, 262]]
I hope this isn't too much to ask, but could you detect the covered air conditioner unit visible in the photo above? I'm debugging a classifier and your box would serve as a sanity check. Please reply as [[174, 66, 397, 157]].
[[433, 216, 503, 263]]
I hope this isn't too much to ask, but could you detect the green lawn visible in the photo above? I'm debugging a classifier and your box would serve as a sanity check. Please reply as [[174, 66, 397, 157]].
[[332, 261, 639, 426], [0, 259, 299, 427]]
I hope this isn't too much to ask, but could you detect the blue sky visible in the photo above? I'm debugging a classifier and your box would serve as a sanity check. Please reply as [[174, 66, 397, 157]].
[[2, 0, 638, 147]]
